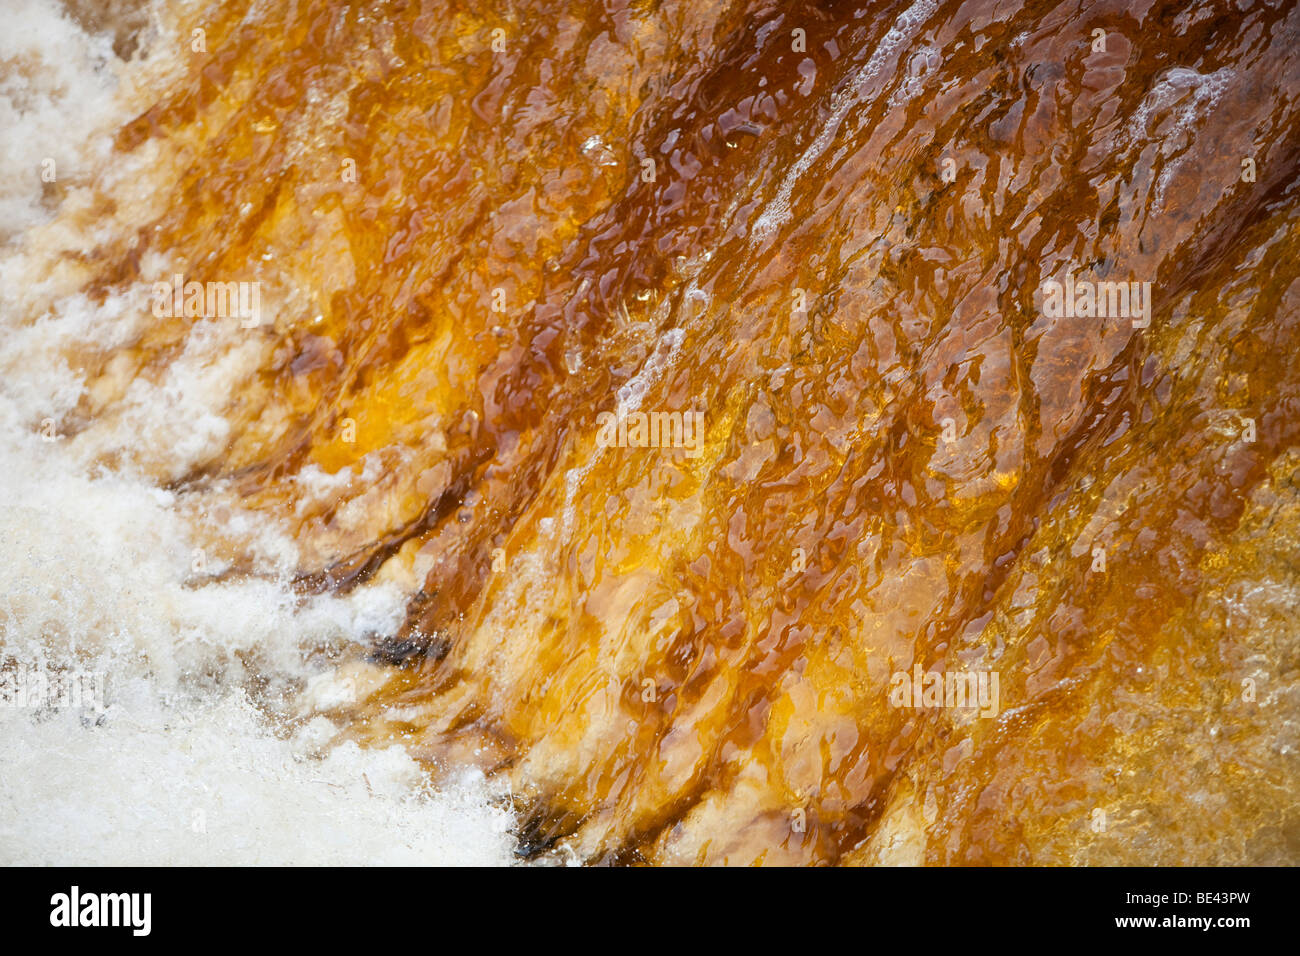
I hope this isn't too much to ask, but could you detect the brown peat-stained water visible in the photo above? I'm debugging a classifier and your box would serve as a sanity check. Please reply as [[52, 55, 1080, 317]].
[[2, 0, 1299, 865]]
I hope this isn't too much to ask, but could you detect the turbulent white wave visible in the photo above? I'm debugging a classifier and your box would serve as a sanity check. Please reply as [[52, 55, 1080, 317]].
[[0, 0, 518, 866]]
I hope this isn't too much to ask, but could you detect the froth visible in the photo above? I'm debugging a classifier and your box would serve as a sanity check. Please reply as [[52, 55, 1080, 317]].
[[0, 0, 518, 865]]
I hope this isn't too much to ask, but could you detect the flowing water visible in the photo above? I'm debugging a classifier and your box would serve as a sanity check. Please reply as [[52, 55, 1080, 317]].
[[2, 0, 1299, 865]]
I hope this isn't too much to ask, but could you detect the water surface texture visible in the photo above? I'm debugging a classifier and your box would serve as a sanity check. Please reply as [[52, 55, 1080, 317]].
[[2, 0, 1299, 865]]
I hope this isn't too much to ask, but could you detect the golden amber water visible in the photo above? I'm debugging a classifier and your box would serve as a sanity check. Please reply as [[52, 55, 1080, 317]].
[[38, 0, 1300, 863]]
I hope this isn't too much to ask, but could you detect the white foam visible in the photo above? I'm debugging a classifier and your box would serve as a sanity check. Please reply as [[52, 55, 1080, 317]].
[[1127, 66, 1235, 210], [752, 0, 939, 239], [0, 0, 123, 242], [0, 686, 515, 865], [0, 1, 517, 866]]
